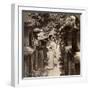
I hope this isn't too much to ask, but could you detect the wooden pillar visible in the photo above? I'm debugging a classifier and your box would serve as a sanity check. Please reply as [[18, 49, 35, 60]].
[[72, 29, 78, 53], [35, 49, 38, 70]]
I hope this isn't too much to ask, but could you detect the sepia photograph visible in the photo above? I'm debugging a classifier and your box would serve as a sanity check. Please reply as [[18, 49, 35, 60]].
[[22, 10, 80, 78]]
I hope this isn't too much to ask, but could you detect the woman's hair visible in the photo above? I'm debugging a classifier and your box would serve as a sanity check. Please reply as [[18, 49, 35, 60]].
[[48, 35, 53, 40]]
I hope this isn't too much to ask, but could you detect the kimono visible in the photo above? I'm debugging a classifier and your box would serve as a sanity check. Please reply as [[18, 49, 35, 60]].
[[46, 41, 56, 69], [46, 40, 61, 76]]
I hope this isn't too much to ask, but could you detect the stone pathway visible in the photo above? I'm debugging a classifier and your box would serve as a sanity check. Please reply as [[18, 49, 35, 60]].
[[44, 61, 62, 76]]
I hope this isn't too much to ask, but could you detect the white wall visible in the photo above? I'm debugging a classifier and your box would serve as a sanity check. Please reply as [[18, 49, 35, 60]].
[[0, 0, 90, 89]]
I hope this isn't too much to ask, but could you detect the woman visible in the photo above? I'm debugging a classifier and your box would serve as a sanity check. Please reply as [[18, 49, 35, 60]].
[[46, 35, 62, 76], [46, 35, 56, 69]]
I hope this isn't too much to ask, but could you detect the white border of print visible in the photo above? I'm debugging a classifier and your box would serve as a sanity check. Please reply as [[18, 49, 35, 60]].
[[11, 4, 87, 87]]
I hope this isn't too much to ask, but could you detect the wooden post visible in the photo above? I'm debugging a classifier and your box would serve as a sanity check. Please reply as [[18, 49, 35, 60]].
[[35, 49, 38, 70]]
